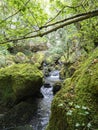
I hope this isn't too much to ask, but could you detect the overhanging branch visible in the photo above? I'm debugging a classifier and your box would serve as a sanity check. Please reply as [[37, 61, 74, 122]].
[[40, 9, 97, 29], [0, 9, 98, 44]]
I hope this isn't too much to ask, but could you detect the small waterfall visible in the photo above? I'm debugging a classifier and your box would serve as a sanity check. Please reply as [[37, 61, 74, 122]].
[[41, 86, 53, 99], [30, 70, 60, 130], [30, 86, 53, 130]]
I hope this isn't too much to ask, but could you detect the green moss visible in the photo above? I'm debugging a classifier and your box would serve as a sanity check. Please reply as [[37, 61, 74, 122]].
[[45, 56, 53, 65], [31, 52, 44, 65], [60, 56, 66, 63], [14, 52, 29, 63], [0, 63, 43, 107], [47, 48, 98, 130]]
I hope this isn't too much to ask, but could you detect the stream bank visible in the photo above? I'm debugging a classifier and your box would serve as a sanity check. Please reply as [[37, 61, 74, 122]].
[[0, 70, 61, 130], [46, 48, 98, 130]]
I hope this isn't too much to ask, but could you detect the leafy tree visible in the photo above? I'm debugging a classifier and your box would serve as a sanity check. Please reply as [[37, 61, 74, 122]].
[[0, 0, 98, 45]]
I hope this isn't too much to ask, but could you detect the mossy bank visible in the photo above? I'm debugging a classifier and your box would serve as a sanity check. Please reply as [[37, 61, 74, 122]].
[[46, 48, 98, 130]]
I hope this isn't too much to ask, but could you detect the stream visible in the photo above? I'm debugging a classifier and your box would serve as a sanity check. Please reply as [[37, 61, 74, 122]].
[[30, 70, 60, 130], [3, 70, 60, 130]]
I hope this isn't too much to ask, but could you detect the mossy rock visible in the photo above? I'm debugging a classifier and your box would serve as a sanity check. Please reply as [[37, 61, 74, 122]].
[[44, 56, 54, 65], [5, 55, 15, 66], [30, 52, 45, 68], [0, 101, 37, 129], [44, 67, 50, 77], [46, 48, 98, 130], [55, 65, 60, 70], [28, 42, 48, 52], [14, 52, 29, 63], [0, 63, 43, 107], [53, 81, 62, 95], [0, 55, 6, 68]]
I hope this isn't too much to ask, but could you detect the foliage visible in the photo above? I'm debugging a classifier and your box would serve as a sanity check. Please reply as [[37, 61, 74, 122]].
[[0, 0, 98, 45], [0, 0, 48, 43]]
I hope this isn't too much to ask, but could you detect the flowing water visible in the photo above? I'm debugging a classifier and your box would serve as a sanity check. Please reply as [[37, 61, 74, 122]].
[[30, 86, 53, 130], [2, 70, 60, 130], [30, 70, 60, 130]]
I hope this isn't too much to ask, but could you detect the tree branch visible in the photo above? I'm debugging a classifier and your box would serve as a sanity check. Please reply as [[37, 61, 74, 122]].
[[23, 6, 93, 37], [13, 0, 87, 37], [0, 9, 98, 44]]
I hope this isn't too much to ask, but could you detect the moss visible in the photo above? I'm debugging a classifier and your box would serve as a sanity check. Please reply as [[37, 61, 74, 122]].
[[60, 56, 66, 63], [0, 63, 43, 108], [47, 48, 98, 130], [44, 56, 53, 65], [14, 52, 29, 63], [31, 52, 44, 64]]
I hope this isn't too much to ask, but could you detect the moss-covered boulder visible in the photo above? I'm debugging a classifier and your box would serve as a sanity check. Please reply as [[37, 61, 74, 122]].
[[29, 42, 48, 52], [44, 56, 53, 65], [0, 63, 43, 107], [0, 55, 6, 68], [14, 52, 29, 63], [53, 81, 62, 95], [46, 48, 98, 130], [0, 54, 15, 68], [30, 52, 45, 68]]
